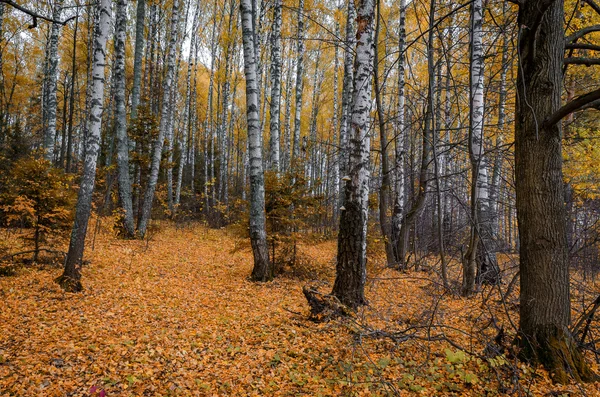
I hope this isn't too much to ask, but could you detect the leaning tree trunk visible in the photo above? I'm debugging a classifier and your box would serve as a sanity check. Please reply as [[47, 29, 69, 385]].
[[332, 0, 375, 309], [240, 0, 272, 281], [114, 0, 135, 237], [56, 0, 111, 292], [43, 0, 64, 161], [268, 0, 282, 173], [138, 0, 181, 238], [515, 0, 597, 384]]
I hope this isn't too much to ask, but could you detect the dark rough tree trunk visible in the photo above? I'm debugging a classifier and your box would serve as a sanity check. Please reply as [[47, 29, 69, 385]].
[[56, 0, 111, 292], [332, 0, 375, 309], [515, 0, 597, 384]]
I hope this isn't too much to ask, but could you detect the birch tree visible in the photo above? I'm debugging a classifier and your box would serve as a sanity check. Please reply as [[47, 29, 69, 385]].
[[391, 0, 406, 265], [240, 0, 272, 281], [332, 0, 375, 309], [138, 0, 181, 238], [42, 0, 64, 161], [338, 0, 355, 196], [268, 0, 282, 173], [113, 0, 135, 237], [130, 0, 145, 120], [463, 0, 499, 295], [56, 0, 111, 292], [291, 0, 305, 164]]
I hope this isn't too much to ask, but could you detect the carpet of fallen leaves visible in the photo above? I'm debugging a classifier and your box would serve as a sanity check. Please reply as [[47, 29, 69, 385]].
[[1, 221, 600, 396]]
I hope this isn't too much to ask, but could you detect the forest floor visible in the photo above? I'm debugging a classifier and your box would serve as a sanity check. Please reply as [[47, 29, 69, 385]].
[[1, 221, 600, 396]]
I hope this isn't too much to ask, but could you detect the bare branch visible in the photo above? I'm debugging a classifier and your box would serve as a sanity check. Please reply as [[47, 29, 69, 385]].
[[566, 42, 600, 51], [564, 57, 600, 66], [0, 0, 76, 28], [566, 24, 600, 43], [583, 0, 600, 16], [544, 87, 600, 127]]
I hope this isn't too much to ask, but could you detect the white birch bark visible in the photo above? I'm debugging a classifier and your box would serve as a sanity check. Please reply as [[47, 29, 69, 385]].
[[268, 0, 282, 173], [176, 2, 201, 206], [291, 0, 305, 164], [282, 56, 294, 172], [131, 0, 145, 120], [43, 0, 64, 161], [240, 0, 271, 281], [332, 0, 375, 308], [59, 0, 111, 291], [138, 0, 181, 237], [114, 0, 135, 237], [338, 0, 356, 201], [392, 0, 407, 261]]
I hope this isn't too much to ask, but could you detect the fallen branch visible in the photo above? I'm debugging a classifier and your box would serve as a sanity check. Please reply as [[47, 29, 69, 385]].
[[1, 248, 66, 261]]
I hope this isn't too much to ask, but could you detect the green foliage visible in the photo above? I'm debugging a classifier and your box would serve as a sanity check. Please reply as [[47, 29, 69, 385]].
[[0, 154, 75, 261]]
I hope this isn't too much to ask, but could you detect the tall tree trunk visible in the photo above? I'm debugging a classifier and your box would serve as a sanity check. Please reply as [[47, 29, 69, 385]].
[[373, 0, 394, 266], [114, 0, 135, 237], [176, 1, 201, 207], [268, 0, 282, 173], [240, 0, 272, 281], [291, 0, 305, 165], [489, 0, 509, 253], [131, 0, 146, 120], [332, 0, 375, 309], [138, 0, 181, 237], [395, 0, 434, 269], [391, 0, 407, 264], [463, 0, 499, 296], [43, 0, 64, 161], [56, 0, 111, 292], [515, 0, 597, 383], [338, 0, 356, 191]]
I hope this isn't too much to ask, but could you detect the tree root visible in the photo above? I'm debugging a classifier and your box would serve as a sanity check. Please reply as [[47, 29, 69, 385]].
[[54, 274, 83, 293], [302, 285, 353, 322], [517, 325, 599, 384]]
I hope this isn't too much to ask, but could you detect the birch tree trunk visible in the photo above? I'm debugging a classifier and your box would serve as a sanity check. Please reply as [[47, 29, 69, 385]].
[[176, 1, 201, 207], [373, 0, 394, 266], [489, 0, 509, 251], [43, 0, 64, 161], [395, 0, 434, 269], [338, 0, 356, 191], [332, 0, 375, 309], [463, 0, 499, 295], [268, 0, 282, 173], [282, 56, 294, 172], [291, 0, 305, 165], [138, 0, 181, 238], [56, 0, 111, 292], [131, 0, 145, 120], [114, 0, 135, 237], [240, 0, 272, 281]]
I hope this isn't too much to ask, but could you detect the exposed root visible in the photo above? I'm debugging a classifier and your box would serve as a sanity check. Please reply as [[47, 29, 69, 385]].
[[517, 325, 599, 384], [302, 285, 353, 322], [54, 274, 83, 293]]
